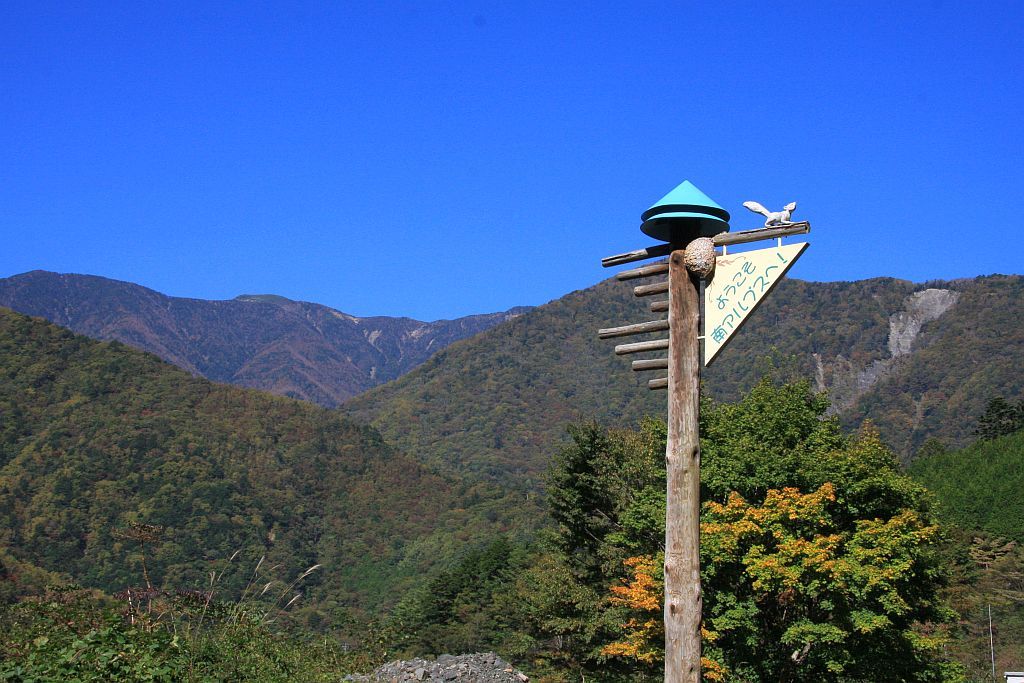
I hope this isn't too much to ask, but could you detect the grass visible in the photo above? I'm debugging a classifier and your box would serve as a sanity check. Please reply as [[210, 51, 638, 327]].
[[0, 552, 376, 682]]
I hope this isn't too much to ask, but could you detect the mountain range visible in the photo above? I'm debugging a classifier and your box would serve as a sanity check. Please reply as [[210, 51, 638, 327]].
[[0, 271, 528, 406], [2, 269, 1022, 483], [345, 273, 1023, 482]]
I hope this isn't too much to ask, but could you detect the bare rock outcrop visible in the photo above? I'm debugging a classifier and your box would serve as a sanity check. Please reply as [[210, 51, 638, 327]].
[[822, 288, 960, 413], [346, 653, 529, 682], [888, 288, 960, 358]]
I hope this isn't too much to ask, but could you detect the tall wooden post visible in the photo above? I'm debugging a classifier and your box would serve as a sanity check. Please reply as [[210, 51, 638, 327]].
[[665, 247, 702, 682], [600, 180, 740, 683], [601, 181, 811, 682]]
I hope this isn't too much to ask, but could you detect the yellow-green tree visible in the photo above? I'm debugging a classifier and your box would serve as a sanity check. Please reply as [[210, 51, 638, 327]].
[[604, 482, 957, 680], [545, 379, 962, 681]]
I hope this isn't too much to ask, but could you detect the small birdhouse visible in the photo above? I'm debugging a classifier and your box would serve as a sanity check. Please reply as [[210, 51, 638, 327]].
[[640, 180, 730, 244]]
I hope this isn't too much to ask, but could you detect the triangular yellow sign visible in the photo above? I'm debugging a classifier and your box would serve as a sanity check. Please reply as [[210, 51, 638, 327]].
[[704, 242, 808, 366]]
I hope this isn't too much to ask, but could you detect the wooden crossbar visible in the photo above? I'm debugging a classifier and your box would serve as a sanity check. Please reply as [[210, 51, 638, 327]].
[[634, 281, 669, 297], [601, 243, 672, 268], [616, 261, 669, 281], [598, 319, 669, 339], [615, 339, 669, 355], [632, 358, 668, 371], [714, 222, 810, 247]]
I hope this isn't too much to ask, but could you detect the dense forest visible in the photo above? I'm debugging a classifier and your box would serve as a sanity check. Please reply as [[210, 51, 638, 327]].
[[363, 388, 1024, 681], [0, 307, 539, 622], [908, 400, 1024, 679], [912, 424, 1024, 541]]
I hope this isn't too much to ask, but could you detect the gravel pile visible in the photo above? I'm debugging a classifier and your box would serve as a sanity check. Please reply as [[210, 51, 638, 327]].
[[345, 653, 529, 682]]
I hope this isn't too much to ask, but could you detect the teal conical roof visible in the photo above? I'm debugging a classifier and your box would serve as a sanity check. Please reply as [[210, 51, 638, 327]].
[[640, 179, 730, 243]]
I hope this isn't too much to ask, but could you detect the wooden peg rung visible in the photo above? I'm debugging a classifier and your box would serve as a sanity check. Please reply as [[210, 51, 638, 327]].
[[615, 339, 669, 355], [616, 261, 669, 281], [598, 319, 669, 339], [602, 243, 673, 268], [634, 281, 669, 298], [649, 300, 668, 313], [713, 222, 810, 247], [632, 358, 668, 371], [648, 377, 668, 390]]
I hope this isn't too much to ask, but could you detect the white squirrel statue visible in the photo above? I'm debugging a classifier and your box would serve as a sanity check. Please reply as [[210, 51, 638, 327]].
[[743, 200, 797, 227]]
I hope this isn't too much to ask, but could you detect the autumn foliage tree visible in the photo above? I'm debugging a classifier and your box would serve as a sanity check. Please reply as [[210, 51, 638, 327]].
[[605, 482, 954, 680], [602, 555, 727, 682], [543, 378, 962, 681]]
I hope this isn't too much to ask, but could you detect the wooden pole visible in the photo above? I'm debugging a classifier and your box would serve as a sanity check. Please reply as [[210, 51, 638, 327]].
[[665, 247, 701, 683], [632, 358, 668, 371], [616, 260, 669, 281], [989, 604, 996, 681]]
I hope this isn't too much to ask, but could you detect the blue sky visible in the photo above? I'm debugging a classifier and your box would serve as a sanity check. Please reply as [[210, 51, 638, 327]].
[[2, 2, 1021, 320]]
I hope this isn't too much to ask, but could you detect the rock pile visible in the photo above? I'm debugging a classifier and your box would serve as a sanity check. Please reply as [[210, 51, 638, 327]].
[[345, 653, 529, 682]]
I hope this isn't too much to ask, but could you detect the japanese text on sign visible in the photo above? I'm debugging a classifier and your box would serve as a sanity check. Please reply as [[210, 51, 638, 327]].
[[704, 242, 808, 366]]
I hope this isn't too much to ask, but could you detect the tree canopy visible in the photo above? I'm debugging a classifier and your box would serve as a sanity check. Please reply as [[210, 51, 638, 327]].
[[973, 396, 1024, 442], [539, 379, 960, 681]]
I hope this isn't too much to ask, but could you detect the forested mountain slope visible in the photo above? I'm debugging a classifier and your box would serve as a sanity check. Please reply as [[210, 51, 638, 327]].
[[345, 274, 1023, 482], [0, 271, 528, 406], [910, 429, 1024, 541], [907, 427, 1024, 677], [0, 307, 529, 617]]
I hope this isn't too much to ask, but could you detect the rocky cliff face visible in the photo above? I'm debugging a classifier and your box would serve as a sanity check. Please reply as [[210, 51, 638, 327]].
[[817, 288, 961, 413], [0, 271, 528, 406], [889, 289, 961, 357]]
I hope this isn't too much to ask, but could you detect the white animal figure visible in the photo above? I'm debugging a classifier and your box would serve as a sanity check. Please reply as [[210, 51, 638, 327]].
[[743, 200, 797, 227]]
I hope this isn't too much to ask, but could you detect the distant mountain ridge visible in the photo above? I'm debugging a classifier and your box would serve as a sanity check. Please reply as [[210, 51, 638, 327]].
[[3, 269, 1020, 480], [344, 273, 1023, 482], [0, 270, 529, 406]]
